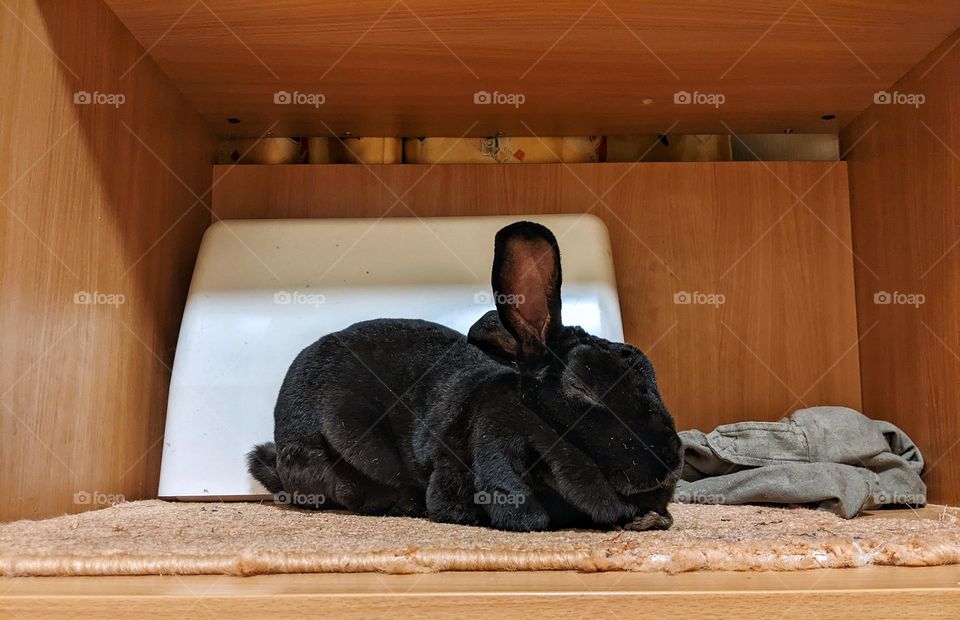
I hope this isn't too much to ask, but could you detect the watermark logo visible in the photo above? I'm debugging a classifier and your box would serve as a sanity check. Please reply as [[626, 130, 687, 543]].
[[473, 291, 525, 307], [274, 491, 326, 507], [874, 491, 926, 505], [74, 290, 125, 307], [74, 491, 126, 506], [274, 90, 326, 108], [675, 490, 725, 504], [673, 90, 725, 108], [274, 290, 326, 307], [74, 90, 126, 108], [474, 490, 526, 506], [674, 290, 725, 308], [873, 90, 925, 108], [473, 90, 525, 108], [873, 290, 925, 308]]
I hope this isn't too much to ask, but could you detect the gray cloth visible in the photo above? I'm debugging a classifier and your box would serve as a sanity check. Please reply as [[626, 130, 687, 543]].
[[675, 406, 926, 518]]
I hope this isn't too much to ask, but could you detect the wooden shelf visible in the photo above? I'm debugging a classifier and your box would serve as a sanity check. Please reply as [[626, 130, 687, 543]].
[[102, 1, 960, 137], [4, 565, 960, 617]]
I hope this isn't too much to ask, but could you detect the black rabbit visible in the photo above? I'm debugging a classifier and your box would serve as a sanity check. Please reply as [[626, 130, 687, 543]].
[[249, 221, 682, 531]]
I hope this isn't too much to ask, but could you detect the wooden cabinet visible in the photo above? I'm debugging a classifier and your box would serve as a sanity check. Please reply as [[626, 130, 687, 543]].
[[1, 2, 959, 611]]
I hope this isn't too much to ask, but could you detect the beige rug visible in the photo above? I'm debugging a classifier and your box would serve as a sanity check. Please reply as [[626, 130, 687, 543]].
[[2, 500, 959, 577]]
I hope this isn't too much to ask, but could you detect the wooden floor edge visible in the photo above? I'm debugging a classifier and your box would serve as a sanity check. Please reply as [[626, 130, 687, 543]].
[[2, 589, 960, 619], [4, 567, 960, 617]]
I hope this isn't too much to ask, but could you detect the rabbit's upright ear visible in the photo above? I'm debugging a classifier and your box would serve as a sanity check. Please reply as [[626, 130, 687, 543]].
[[492, 221, 563, 364]]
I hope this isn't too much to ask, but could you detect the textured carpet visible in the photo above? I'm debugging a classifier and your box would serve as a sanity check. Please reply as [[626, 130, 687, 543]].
[[2, 501, 959, 576]]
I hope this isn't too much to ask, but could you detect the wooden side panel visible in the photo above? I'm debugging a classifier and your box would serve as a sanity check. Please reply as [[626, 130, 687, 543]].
[[841, 29, 960, 503], [212, 162, 862, 433], [0, 0, 216, 521]]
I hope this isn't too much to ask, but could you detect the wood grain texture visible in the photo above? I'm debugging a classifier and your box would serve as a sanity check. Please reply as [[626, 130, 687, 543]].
[[100, 1, 960, 138], [212, 162, 862, 433], [4, 561, 960, 618], [0, 0, 216, 521], [841, 29, 960, 504]]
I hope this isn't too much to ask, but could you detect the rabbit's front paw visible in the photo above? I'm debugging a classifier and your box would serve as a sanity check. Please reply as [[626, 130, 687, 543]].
[[487, 502, 550, 532], [586, 497, 637, 527], [426, 463, 484, 526], [386, 487, 426, 517], [427, 499, 484, 526], [622, 509, 673, 531]]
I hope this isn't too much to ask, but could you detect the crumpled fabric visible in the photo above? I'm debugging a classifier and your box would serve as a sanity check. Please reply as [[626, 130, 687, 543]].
[[675, 406, 926, 518]]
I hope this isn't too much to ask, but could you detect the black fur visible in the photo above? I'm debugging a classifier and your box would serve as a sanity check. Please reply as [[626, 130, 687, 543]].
[[249, 221, 682, 531], [247, 442, 283, 494]]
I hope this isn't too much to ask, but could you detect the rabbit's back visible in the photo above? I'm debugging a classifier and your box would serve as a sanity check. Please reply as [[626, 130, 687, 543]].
[[275, 318, 473, 434], [273, 318, 489, 488]]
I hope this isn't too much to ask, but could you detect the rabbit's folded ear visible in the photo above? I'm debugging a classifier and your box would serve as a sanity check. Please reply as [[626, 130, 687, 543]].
[[492, 221, 563, 364], [467, 310, 517, 361]]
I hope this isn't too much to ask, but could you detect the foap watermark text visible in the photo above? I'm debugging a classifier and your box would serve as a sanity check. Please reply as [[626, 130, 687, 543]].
[[674, 290, 725, 308], [275, 290, 326, 307], [74, 90, 125, 108], [474, 90, 525, 108], [274, 90, 326, 108], [474, 291, 525, 307], [874, 290, 925, 308], [673, 90, 725, 108], [874, 90, 925, 108], [675, 490, 726, 504], [474, 490, 526, 506], [74, 290, 125, 307], [274, 491, 327, 507], [74, 491, 126, 506]]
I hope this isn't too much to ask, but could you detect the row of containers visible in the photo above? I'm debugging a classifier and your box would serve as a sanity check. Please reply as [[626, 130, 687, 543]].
[[218, 135, 738, 165]]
